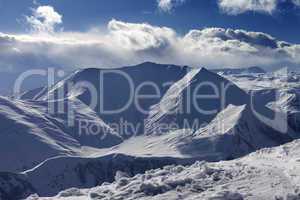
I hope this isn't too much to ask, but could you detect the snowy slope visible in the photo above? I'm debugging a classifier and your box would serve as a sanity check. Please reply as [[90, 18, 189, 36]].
[[222, 71, 300, 136], [106, 103, 298, 160], [0, 97, 77, 172], [273, 89, 300, 112], [265, 88, 300, 141], [27, 99, 123, 148], [32, 62, 188, 137], [23, 154, 193, 196], [31, 139, 300, 200], [5, 104, 296, 198], [40, 62, 188, 102], [223, 70, 300, 92], [184, 104, 297, 159], [0, 97, 122, 172], [18, 87, 48, 101], [145, 67, 248, 135], [0, 154, 193, 198]]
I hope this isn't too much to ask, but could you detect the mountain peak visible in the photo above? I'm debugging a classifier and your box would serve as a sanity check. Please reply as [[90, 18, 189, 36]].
[[198, 67, 219, 76], [199, 66, 209, 72], [193, 66, 236, 85]]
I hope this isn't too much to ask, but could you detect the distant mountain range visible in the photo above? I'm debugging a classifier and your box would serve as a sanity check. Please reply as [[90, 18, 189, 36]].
[[212, 66, 266, 75]]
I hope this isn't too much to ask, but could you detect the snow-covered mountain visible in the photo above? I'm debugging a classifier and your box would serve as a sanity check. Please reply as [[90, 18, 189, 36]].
[[1, 101, 295, 197], [108, 104, 298, 160], [212, 66, 266, 75], [24, 62, 188, 137], [145, 67, 249, 135], [0, 62, 299, 199]]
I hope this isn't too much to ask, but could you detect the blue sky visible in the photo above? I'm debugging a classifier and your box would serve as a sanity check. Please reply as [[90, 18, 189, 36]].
[[0, 0, 300, 76], [1, 0, 300, 43]]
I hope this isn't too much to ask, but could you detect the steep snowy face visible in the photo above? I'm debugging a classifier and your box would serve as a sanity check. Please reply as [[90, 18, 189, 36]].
[[28, 99, 123, 148], [95, 102, 298, 161], [18, 87, 48, 101], [246, 86, 300, 134], [265, 88, 300, 135], [145, 67, 248, 135], [34, 62, 188, 137], [0, 97, 77, 172], [263, 88, 300, 113], [179, 103, 298, 160], [0, 97, 122, 172], [214, 71, 300, 142]]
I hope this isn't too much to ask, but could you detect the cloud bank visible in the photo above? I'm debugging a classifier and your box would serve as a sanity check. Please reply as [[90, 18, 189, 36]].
[[1, 19, 300, 72], [1, 5, 300, 72]]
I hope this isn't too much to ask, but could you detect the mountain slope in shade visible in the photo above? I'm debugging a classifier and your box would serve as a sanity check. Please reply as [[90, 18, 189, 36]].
[[265, 88, 300, 138], [178, 104, 298, 159], [0, 97, 122, 172], [29, 62, 188, 137], [0, 154, 193, 198], [0, 97, 77, 172], [23, 154, 193, 197], [244, 86, 300, 135], [0, 172, 35, 200], [31, 139, 300, 200], [28, 99, 123, 148], [145, 67, 248, 135]]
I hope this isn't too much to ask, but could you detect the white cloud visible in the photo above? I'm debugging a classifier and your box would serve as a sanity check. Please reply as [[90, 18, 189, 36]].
[[157, 0, 186, 12], [218, 0, 300, 15], [26, 5, 62, 33], [0, 19, 300, 72], [218, 0, 277, 15], [180, 27, 295, 67], [157, 0, 300, 15], [108, 19, 177, 52]]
